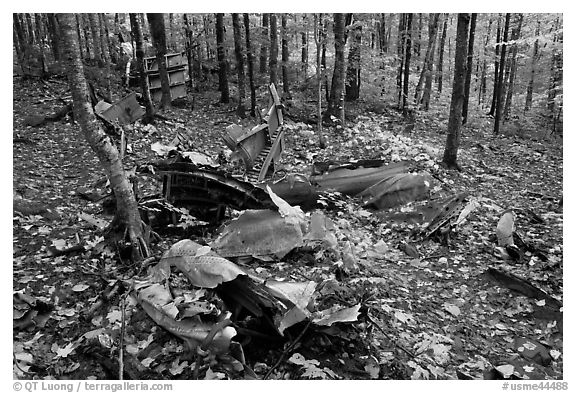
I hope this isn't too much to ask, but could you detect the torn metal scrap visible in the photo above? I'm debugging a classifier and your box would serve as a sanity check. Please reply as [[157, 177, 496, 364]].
[[96, 92, 145, 125], [210, 209, 304, 259], [310, 160, 410, 196], [152, 161, 275, 213]]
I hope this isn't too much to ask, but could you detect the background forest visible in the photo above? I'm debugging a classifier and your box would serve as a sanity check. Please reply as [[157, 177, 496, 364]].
[[13, 13, 564, 382]]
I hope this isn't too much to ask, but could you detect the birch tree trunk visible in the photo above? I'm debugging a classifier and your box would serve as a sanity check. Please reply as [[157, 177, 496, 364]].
[[57, 13, 148, 262]]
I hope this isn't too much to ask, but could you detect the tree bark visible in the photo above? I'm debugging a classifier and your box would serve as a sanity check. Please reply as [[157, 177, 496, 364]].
[[99, 14, 112, 65], [380, 13, 388, 53], [489, 15, 502, 116], [147, 13, 172, 108], [397, 14, 406, 106], [443, 13, 470, 169], [46, 13, 61, 61], [183, 14, 195, 89], [493, 13, 510, 135], [13, 15, 26, 75], [436, 14, 447, 92], [345, 17, 362, 101], [314, 14, 326, 148], [269, 13, 279, 86], [88, 13, 103, 66], [328, 13, 346, 122], [547, 17, 562, 117], [130, 13, 155, 123], [524, 19, 540, 112], [281, 14, 292, 100], [479, 17, 492, 106], [259, 13, 269, 74], [301, 14, 308, 79], [232, 13, 246, 117], [504, 13, 523, 120], [421, 14, 440, 110], [243, 13, 257, 117], [25, 13, 36, 46], [320, 14, 329, 104], [214, 13, 230, 104], [34, 14, 48, 77], [462, 13, 477, 124], [57, 13, 148, 262], [101, 13, 116, 64], [402, 14, 413, 114], [414, 13, 439, 106]]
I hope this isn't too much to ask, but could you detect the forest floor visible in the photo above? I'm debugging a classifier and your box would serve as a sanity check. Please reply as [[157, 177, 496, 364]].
[[12, 73, 563, 380]]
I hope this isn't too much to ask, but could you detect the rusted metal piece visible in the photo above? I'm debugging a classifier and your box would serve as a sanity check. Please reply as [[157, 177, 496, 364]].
[[359, 172, 434, 209], [144, 52, 187, 102], [98, 92, 145, 125], [223, 84, 285, 183], [211, 209, 303, 258], [310, 160, 410, 196], [155, 162, 274, 220]]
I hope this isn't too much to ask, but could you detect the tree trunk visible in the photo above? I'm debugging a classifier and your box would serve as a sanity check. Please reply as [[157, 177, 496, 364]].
[[214, 13, 230, 104], [88, 13, 103, 66], [269, 14, 279, 86], [443, 14, 470, 170], [462, 13, 477, 124], [232, 13, 246, 117], [99, 14, 112, 65], [259, 13, 269, 74], [101, 13, 116, 64], [147, 13, 172, 108], [504, 13, 523, 121], [436, 14, 447, 92], [57, 13, 148, 262], [281, 14, 292, 100], [301, 15, 308, 79], [183, 14, 194, 89], [46, 13, 61, 61], [320, 14, 329, 104], [525, 19, 540, 112], [414, 13, 422, 58], [13, 14, 28, 75], [397, 14, 406, 106], [168, 13, 175, 51], [314, 14, 326, 148], [243, 14, 257, 117], [75, 15, 85, 60], [489, 15, 502, 116], [33, 14, 48, 77], [81, 15, 93, 60], [345, 17, 362, 101], [380, 13, 388, 52], [328, 13, 346, 122], [547, 17, 562, 117], [414, 13, 439, 106], [493, 13, 510, 135], [479, 17, 492, 106], [130, 13, 155, 123], [402, 13, 413, 114], [421, 14, 440, 110], [25, 13, 36, 46], [203, 15, 212, 61]]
